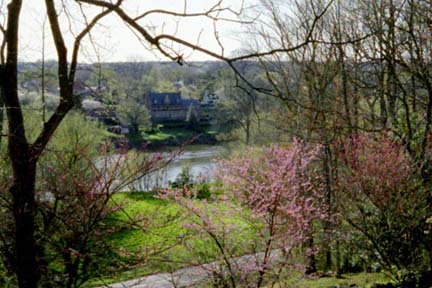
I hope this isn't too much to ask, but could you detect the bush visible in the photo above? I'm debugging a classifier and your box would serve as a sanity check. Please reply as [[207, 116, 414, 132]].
[[169, 167, 214, 200], [195, 182, 212, 200]]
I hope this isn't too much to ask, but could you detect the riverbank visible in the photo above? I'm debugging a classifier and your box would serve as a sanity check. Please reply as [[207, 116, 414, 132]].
[[125, 144, 226, 192], [126, 126, 219, 149]]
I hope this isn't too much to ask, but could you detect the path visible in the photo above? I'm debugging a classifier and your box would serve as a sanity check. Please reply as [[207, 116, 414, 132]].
[[99, 250, 281, 288]]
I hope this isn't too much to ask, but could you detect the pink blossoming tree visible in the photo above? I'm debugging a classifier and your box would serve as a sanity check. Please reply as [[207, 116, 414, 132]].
[[161, 140, 326, 287], [336, 133, 432, 283]]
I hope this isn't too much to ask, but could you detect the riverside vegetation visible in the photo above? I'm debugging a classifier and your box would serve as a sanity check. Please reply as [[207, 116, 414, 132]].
[[2, 107, 429, 287]]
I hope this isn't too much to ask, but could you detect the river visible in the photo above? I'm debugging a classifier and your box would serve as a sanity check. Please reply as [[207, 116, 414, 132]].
[[129, 145, 227, 191]]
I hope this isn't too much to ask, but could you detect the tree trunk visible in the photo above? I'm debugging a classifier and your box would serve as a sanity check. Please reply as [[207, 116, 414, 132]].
[[10, 160, 38, 288], [420, 88, 432, 183], [322, 144, 333, 271], [335, 239, 341, 276], [3, 1, 39, 287], [305, 236, 317, 275], [0, 86, 4, 145]]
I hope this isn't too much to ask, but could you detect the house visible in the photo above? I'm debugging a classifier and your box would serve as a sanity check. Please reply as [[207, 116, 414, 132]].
[[199, 91, 218, 124], [200, 90, 218, 106], [146, 92, 201, 124], [81, 98, 130, 135]]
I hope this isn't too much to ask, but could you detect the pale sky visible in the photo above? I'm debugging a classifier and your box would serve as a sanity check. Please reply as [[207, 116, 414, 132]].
[[14, 0, 258, 63]]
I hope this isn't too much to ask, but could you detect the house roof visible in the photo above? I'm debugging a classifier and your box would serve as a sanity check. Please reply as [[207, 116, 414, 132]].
[[182, 99, 200, 106], [148, 92, 181, 105], [148, 92, 199, 107]]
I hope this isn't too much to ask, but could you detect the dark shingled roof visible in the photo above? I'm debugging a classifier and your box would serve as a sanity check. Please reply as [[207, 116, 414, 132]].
[[182, 99, 200, 106], [148, 92, 181, 106], [148, 92, 199, 107]]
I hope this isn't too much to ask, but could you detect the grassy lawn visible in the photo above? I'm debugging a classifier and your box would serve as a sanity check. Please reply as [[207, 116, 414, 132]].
[[86, 193, 394, 288], [145, 127, 197, 141], [90, 193, 190, 285], [279, 272, 391, 288], [142, 126, 218, 146], [195, 271, 391, 288], [88, 192, 254, 286]]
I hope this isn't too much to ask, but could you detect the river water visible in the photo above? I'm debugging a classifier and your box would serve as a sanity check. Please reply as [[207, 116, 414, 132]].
[[129, 145, 227, 191]]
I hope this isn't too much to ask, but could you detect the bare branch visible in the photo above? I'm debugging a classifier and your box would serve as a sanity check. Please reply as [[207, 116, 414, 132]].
[[133, 1, 224, 21], [70, 2, 118, 80], [31, 0, 115, 158]]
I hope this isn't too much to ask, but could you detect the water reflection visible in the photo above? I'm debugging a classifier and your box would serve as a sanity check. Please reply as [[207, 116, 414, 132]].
[[129, 145, 226, 191]]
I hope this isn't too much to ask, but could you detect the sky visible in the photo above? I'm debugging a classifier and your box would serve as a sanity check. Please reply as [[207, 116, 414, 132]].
[[14, 0, 258, 63]]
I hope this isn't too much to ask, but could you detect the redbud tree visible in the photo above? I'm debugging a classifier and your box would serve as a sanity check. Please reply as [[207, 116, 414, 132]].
[[336, 133, 432, 281], [218, 141, 325, 251], [163, 140, 326, 287], [219, 141, 326, 282]]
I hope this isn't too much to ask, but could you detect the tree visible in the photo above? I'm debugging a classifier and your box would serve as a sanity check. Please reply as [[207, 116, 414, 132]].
[[242, 0, 350, 272], [336, 133, 431, 284], [1, 109, 183, 287], [105, 72, 152, 135], [218, 142, 326, 279], [214, 66, 262, 145], [117, 97, 151, 135], [0, 1, 221, 287], [141, 66, 176, 93], [161, 141, 325, 287]]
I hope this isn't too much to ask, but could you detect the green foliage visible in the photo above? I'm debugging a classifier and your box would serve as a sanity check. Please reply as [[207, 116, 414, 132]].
[[169, 167, 215, 200], [170, 166, 193, 188], [194, 182, 212, 200], [48, 112, 107, 152], [140, 66, 176, 93], [0, 109, 113, 287], [116, 98, 151, 135], [20, 109, 106, 152], [87, 65, 117, 91], [143, 126, 216, 146]]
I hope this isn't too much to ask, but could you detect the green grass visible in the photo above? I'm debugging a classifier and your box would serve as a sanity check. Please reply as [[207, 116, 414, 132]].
[[195, 270, 391, 288], [88, 192, 255, 286], [86, 193, 393, 288], [108, 193, 186, 250], [142, 126, 218, 146], [198, 271, 391, 288], [285, 272, 391, 288], [145, 127, 198, 141]]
